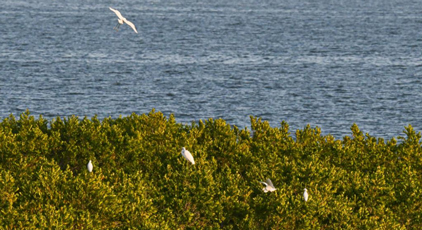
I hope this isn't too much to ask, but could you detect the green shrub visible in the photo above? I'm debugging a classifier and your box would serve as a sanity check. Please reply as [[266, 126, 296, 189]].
[[0, 110, 420, 229]]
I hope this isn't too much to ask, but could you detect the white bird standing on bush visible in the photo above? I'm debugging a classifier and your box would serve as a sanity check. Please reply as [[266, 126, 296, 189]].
[[109, 7, 138, 33], [260, 179, 277, 193], [181, 147, 195, 164], [303, 188, 309, 201], [87, 160, 93, 172]]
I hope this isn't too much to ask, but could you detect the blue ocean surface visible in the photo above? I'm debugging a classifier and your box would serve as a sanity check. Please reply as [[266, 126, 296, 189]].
[[1, 0, 422, 139]]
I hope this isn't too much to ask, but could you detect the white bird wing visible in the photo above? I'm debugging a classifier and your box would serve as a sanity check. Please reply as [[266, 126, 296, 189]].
[[109, 7, 124, 20], [259, 181, 268, 187], [266, 179, 275, 188], [183, 149, 195, 164], [124, 19, 138, 33], [87, 161, 93, 172]]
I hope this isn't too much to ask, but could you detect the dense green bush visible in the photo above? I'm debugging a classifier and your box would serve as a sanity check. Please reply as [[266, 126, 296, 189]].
[[0, 110, 421, 229]]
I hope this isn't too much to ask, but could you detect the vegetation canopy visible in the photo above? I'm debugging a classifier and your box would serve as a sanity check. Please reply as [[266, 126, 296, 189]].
[[0, 110, 421, 229]]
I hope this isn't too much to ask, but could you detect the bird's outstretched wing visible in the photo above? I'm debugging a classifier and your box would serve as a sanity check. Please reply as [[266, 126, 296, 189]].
[[124, 19, 138, 33], [266, 179, 275, 188], [259, 181, 268, 187], [109, 7, 124, 20]]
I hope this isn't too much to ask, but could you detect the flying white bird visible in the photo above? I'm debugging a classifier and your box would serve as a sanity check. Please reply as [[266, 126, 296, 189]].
[[109, 7, 138, 33], [260, 178, 277, 193], [181, 147, 195, 164], [303, 188, 309, 202], [87, 160, 93, 172]]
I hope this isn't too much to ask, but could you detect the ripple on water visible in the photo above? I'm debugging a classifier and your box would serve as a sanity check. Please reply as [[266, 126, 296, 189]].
[[1, 0, 422, 139]]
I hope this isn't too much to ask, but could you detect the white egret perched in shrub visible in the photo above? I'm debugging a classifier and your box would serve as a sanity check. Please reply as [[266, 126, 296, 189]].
[[87, 160, 93, 172], [303, 188, 309, 201], [181, 147, 195, 164], [260, 179, 277, 193], [109, 7, 138, 33]]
